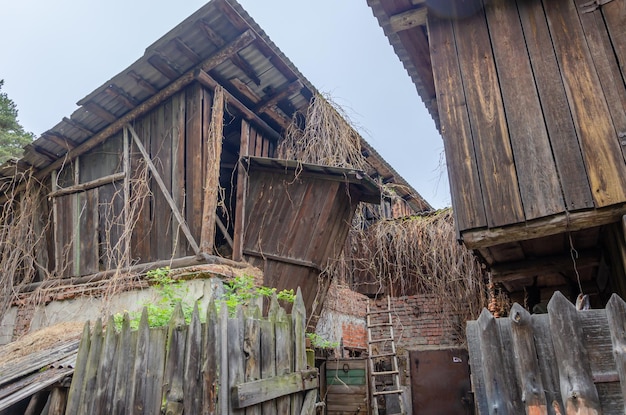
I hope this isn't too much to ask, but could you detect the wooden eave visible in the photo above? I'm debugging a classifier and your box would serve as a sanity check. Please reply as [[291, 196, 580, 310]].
[[244, 156, 382, 204]]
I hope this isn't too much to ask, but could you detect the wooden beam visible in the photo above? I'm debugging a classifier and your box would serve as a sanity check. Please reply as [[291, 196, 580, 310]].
[[232, 120, 250, 262], [128, 124, 200, 254], [243, 249, 320, 271], [128, 70, 158, 95], [231, 369, 318, 409], [62, 117, 94, 137], [389, 7, 428, 33], [44, 133, 77, 151], [27, 144, 56, 161], [463, 204, 626, 249], [148, 54, 181, 80], [172, 37, 201, 64], [83, 102, 117, 123], [48, 172, 126, 198], [194, 69, 283, 141], [200, 87, 224, 254], [230, 78, 261, 104], [197, 20, 261, 86], [255, 81, 303, 114], [491, 250, 601, 283], [104, 84, 139, 109]]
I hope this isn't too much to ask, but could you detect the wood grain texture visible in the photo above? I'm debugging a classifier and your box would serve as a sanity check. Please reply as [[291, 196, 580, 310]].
[[543, 0, 626, 207], [605, 294, 626, 413], [486, 0, 564, 220], [453, 8, 524, 228], [427, 14, 487, 231], [516, 0, 594, 211]]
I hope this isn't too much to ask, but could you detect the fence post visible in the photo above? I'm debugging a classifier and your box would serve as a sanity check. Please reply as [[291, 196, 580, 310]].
[[548, 291, 600, 415], [606, 294, 626, 413], [185, 304, 203, 414], [292, 287, 307, 414], [204, 297, 219, 415]]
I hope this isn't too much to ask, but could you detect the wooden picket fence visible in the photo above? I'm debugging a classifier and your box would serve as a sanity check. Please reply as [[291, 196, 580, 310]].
[[64, 287, 317, 414], [467, 291, 626, 415]]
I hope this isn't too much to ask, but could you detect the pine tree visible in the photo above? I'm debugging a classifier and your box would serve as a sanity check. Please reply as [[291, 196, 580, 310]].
[[0, 80, 34, 163]]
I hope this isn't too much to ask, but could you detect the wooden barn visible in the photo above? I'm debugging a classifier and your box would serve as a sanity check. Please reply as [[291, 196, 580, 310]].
[[369, 0, 626, 307], [0, 0, 431, 333]]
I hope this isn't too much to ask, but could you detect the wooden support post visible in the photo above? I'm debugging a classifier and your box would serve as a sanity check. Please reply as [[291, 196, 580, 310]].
[[51, 170, 61, 276], [200, 86, 224, 254], [127, 123, 200, 254], [232, 120, 250, 261], [123, 126, 131, 266]]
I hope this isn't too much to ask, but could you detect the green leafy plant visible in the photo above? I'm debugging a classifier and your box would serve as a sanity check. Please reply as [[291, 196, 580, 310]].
[[114, 267, 193, 330], [222, 274, 295, 316], [306, 332, 339, 349]]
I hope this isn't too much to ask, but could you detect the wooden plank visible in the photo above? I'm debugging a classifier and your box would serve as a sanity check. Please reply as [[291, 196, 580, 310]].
[[261, 301, 277, 415], [231, 369, 318, 409], [78, 189, 99, 275], [531, 314, 565, 415], [602, 0, 626, 107], [509, 304, 548, 414], [184, 305, 203, 414], [112, 314, 132, 415], [275, 304, 293, 414], [144, 327, 166, 415], [547, 291, 601, 414], [200, 87, 222, 254], [228, 307, 246, 414], [427, 15, 486, 231], [462, 203, 626, 249], [389, 6, 428, 33], [219, 301, 229, 415], [476, 309, 512, 414], [453, 7, 524, 228], [300, 389, 317, 415], [185, 83, 204, 255], [79, 319, 103, 414], [543, 0, 626, 207], [171, 92, 186, 257], [485, 0, 564, 220], [93, 317, 118, 415], [292, 288, 307, 415], [575, 0, 626, 162], [131, 310, 149, 414], [232, 120, 250, 261], [203, 298, 219, 415], [154, 98, 173, 260], [47, 172, 125, 198], [605, 294, 626, 413], [163, 304, 187, 415], [128, 123, 200, 254], [130, 119, 152, 262], [244, 306, 261, 415], [63, 322, 91, 414]]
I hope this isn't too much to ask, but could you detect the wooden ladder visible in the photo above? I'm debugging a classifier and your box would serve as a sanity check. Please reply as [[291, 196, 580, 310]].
[[366, 296, 405, 415]]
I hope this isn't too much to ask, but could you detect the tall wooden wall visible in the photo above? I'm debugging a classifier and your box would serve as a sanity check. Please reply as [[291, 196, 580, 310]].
[[428, 0, 626, 233], [51, 83, 223, 277]]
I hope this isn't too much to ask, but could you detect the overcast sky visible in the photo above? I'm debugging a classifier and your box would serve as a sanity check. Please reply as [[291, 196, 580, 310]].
[[0, 0, 449, 208]]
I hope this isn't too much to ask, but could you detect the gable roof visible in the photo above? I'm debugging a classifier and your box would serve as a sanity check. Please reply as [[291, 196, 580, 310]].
[[4, 0, 430, 212]]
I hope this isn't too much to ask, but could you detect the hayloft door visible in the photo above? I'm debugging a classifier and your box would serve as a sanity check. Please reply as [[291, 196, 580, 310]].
[[409, 349, 473, 414]]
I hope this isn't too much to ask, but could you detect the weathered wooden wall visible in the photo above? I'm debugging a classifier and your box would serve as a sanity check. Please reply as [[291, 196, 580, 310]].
[[429, 0, 626, 233], [242, 162, 361, 323], [51, 83, 223, 277], [61, 286, 316, 415], [467, 291, 626, 414]]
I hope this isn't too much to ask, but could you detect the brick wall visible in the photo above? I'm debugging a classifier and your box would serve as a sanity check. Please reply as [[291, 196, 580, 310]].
[[316, 282, 463, 352]]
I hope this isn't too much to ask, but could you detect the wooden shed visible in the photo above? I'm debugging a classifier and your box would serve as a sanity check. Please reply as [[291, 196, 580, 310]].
[[369, 0, 626, 304], [0, 0, 430, 325]]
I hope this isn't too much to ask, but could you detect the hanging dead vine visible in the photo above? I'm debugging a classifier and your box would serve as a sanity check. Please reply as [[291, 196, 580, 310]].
[[0, 169, 52, 319], [331, 209, 509, 341]]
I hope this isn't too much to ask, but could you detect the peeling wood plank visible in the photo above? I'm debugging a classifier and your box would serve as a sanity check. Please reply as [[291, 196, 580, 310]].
[[231, 369, 318, 409]]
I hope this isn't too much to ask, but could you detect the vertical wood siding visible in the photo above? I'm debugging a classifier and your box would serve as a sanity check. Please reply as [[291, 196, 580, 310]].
[[429, 0, 626, 233]]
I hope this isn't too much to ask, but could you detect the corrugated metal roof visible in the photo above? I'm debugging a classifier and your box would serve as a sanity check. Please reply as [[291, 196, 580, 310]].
[[0, 339, 78, 411], [7, 0, 429, 210]]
